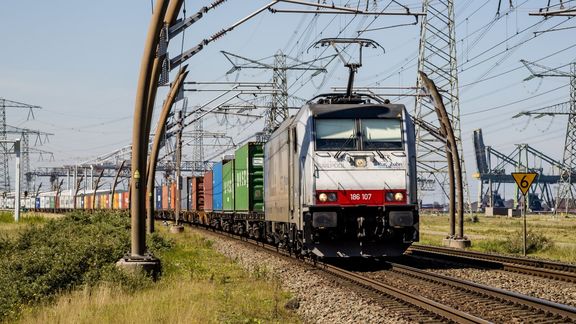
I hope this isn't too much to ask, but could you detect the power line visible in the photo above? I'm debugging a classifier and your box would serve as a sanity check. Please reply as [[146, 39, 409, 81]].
[[462, 84, 567, 116]]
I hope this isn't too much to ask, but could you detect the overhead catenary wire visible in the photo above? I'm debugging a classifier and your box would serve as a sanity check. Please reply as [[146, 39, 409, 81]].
[[462, 84, 567, 117]]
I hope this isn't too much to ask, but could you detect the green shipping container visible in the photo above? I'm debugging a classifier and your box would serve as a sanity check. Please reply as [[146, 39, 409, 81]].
[[223, 159, 235, 211], [234, 142, 264, 212]]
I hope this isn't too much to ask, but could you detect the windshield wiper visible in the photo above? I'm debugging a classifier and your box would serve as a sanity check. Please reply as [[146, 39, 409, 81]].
[[334, 133, 356, 159]]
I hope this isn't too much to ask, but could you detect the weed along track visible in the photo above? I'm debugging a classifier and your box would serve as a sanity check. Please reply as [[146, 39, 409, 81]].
[[188, 222, 576, 323]]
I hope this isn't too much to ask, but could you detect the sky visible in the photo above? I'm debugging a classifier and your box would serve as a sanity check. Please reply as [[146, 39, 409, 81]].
[[0, 0, 574, 203]]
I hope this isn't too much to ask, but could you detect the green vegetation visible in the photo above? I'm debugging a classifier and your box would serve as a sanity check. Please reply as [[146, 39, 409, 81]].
[[0, 211, 14, 223], [419, 213, 576, 262], [19, 226, 299, 324], [0, 211, 137, 321], [0, 212, 60, 240], [1, 212, 299, 323], [0, 212, 47, 226], [476, 229, 553, 254]]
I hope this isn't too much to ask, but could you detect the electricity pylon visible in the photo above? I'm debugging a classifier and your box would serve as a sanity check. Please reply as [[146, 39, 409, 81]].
[[221, 50, 327, 138], [414, 0, 471, 211], [517, 60, 576, 213], [0, 98, 41, 191]]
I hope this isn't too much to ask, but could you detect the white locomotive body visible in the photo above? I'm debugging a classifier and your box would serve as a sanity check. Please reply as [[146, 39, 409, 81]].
[[265, 94, 419, 257]]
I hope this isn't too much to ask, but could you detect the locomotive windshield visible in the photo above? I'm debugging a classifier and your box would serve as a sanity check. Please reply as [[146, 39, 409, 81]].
[[315, 118, 402, 151], [315, 119, 357, 150], [362, 119, 402, 149]]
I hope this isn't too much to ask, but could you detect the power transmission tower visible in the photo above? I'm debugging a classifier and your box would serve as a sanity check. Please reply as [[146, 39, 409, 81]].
[[271, 53, 288, 136], [191, 113, 204, 176], [414, 0, 471, 211], [4, 125, 52, 193], [517, 60, 576, 213], [0, 98, 41, 191], [221, 50, 327, 139]]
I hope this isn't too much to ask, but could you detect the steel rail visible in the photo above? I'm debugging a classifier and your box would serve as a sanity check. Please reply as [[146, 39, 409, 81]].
[[314, 262, 489, 324], [187, 224, 488, 324], [388, 262, 576, 321], [408, 244, 576, 282], [193, 223, 576, 321]]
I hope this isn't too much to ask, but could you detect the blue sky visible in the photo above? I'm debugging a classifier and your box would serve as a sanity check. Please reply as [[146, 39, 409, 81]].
[[1, 1, 574, 203]]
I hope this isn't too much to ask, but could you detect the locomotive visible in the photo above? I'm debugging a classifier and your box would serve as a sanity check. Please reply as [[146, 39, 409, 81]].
[[264, 93, 419, 257]]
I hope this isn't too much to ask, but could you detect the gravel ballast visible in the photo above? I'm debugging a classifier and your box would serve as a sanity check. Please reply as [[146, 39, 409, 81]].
[[403, 255, 576, 307], [195, 230, 413, 324], [193, 229, 576, 322], [428, 267, 576, 307]]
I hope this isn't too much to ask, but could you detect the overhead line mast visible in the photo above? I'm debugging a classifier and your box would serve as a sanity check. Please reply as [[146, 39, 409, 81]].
[[515, 60, 576, 214], [221, 50, 327, 138], [414, 0, 471, 215], [0, 98, 41, 192]]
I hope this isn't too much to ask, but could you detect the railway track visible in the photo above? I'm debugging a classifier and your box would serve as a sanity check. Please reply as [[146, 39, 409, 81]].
[[193, 225, 484, 323], [189, 223, 576, 323], [365, 262, 576, 323], [408, 244, 576, 282]]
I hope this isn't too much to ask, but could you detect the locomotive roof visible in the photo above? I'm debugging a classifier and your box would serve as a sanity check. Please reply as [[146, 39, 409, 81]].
[[308, 103, 405, 119]]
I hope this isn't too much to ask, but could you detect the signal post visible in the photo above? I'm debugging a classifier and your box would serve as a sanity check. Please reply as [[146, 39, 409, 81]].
[[512, 172, 538, 256]]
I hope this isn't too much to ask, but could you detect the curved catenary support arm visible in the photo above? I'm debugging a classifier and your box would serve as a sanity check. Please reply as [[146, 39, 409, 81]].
[[130, 0, 170, 258], [92, 169, 104, 209], [110, 160, 126, 210], [144, 0, 185, 159], [146, 68, 189, 233], [419, 71, 464, 239], [73, 175, 84, 209]]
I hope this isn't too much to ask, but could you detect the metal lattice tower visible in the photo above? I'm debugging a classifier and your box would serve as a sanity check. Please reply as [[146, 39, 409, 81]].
[[221, 50, 326, 138], [270, 52, 289, 136], [0, 100, 7, 191], [5, 126, 53, 193], [564, 63, 576, 211], [414, 0, 470, 209], [517, 61, 576, 212], [191, 114, 205, 176], [0, 98, 41, 192], [21, 133, 30, 192]]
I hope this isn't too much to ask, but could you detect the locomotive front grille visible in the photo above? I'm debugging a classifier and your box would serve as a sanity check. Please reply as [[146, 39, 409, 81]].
[[312, 211, 337, 227], [389, 211, 413, 227]]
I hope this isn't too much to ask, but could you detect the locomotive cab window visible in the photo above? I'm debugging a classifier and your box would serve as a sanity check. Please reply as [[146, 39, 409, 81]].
[[315, 119, 356, 150], [314, 117, 403, 151], [361, 119, 402, 149]]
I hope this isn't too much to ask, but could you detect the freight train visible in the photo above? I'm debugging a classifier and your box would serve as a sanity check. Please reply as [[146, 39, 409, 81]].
[[1, 92, 419, 258]]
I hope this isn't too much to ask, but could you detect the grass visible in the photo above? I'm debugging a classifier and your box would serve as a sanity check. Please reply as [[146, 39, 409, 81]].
[[0, 211, 53, 240], [16, 224, 300, 324], [0, 211, 134, 321], [419, 213, 576, 262]]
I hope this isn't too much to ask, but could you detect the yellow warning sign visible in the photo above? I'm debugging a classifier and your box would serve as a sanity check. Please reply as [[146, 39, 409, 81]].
[[511, 172, 538, 195]]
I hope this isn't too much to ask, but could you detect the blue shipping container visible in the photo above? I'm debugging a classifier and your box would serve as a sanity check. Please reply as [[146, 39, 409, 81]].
[[155, 187, 163, 210], [213, 162, 223, 211]]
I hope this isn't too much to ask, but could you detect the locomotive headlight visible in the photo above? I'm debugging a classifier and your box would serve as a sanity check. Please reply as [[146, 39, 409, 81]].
[[354, 157, 367, 168], [394, 192, 404, 202], [327, 192, 337, 201], [318, 193, 328, 202], [386, 192, 395, 202]]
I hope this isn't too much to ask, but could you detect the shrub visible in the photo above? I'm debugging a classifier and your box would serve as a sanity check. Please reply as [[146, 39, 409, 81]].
[[0, 211, 172, 321], [502, 229, 554, 254], [466, 215, 480, 223], [147, 231, 175, 254]]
